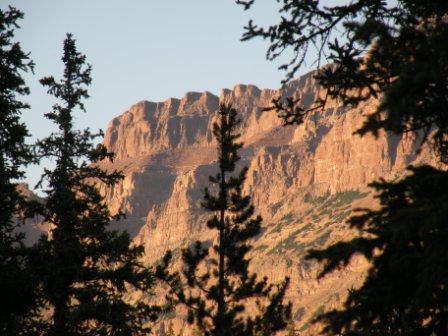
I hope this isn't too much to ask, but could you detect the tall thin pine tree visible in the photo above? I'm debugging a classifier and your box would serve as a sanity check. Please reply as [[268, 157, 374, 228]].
[[0, 6, 39, 335], [34, 34, 160, 336], [158, 103, 291, 336]]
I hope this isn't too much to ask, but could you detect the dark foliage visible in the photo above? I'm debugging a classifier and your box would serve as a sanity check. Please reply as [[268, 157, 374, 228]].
[[307, 165, 448, 335], [238, 1, 448, 335], [157, 104, 291, 336], [238, 0, 448, 161], [33, 34, 160, 336], [0, 6, 40, 335]]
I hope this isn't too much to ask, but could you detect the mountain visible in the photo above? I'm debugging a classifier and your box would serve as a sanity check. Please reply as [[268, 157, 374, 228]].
[[100, 71, 432, 334], [15, 184, 46, 245]]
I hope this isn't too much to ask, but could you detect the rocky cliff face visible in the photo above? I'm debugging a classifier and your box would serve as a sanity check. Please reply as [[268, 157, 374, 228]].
[[101, 71, 432, 334], [15, 184, 46, 245]]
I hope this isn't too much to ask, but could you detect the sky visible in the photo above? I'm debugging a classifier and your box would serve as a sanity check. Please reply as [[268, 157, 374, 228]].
[[5, 1, 316, 192]]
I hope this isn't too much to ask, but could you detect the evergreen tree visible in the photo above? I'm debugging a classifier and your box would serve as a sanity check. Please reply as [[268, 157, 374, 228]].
[[285, 320, 296, 336], [237, 1, 448, 160], [308, 165, 448, 335], [238, 1, 448, 335], [165, 321, 175, 336], [34, 34, 160, 336], [157, 104, 291, 336], [0, 6, 39, 335]]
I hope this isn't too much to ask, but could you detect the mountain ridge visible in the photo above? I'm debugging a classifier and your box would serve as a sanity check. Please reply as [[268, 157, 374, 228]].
[[97, 70, 433, 334]]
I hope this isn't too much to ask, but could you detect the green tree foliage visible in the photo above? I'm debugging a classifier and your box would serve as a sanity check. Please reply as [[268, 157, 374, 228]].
[[308, 165, 448, 335], [157, 104, 291, 336], [0, 6, 39, 335], [237, 1, 448, 160], [165, 321, 176, 336], [285, 319, 296, 336], [33, 34, 160, 336]]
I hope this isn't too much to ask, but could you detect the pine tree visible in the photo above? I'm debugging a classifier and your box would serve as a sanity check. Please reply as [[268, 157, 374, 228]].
[[33, 34, 160, 336], [0, 6, 39, 335], [307, 165, 448, 335], [165, 321, 175, 336], [157, 103, 291, 336], [238, 1, 448, 160], [238, 1, 448, 334], [285, 320, 296, 336]]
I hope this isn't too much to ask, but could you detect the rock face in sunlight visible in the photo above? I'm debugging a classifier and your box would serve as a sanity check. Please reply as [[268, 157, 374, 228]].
[[100, 70, 433, 334], [15, 184, 46, 245]]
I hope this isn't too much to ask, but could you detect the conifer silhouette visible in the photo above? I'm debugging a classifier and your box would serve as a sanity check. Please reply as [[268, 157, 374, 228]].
[[33, 34, 160, 336], [239, 1, 448, 334], [158, 103, 291, 336], [307, 165, 448, 335], [238, 1, 448, 161], [0, 6, 39, 335]]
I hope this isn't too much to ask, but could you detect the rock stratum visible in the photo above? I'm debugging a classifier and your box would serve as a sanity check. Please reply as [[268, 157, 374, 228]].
[[99, 71, 432, 335]]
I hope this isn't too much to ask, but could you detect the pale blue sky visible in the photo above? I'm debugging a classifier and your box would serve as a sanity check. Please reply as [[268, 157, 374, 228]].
[[5, 1, 318, 191]]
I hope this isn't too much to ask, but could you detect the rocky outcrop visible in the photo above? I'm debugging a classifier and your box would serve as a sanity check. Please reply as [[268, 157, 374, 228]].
[[101, 70, 432, 334], [15, 184, 46, 245]]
